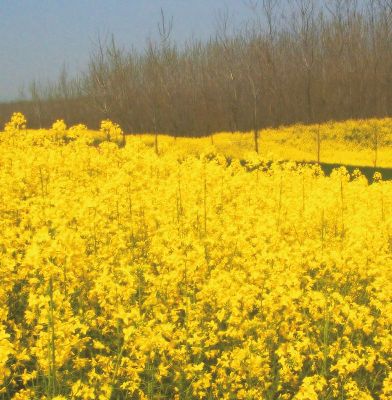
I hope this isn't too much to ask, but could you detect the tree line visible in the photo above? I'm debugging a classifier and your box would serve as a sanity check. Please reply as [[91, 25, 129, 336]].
[[2, 0, 392, 139]]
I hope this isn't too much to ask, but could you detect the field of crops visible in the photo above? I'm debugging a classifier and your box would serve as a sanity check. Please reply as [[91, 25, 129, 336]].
[[1, 115, 391, 399], [139, 118, 392, 169]]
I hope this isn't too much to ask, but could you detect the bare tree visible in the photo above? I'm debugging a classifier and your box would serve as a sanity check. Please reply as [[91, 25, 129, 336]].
[[3, 1, 392, 137]]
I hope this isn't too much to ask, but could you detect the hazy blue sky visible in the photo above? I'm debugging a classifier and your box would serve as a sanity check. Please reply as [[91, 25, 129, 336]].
[[0, 0, 255, 101]]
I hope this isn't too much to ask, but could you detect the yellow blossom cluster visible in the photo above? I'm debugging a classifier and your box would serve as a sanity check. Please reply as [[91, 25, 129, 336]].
[[0, 115, 391, 399], [4, 112, 27, 133], [100, 120, 124, 143], [51, 120, 67, 132]]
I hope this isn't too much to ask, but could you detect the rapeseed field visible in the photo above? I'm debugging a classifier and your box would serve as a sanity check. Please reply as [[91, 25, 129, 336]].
[[1, 114, 391, 399]]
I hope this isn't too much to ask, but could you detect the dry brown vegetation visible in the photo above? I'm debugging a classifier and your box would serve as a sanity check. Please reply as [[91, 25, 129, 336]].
[[2, 0, 392, 137]]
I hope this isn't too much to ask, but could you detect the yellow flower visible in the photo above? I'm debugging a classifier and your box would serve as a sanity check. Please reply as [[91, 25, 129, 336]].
[[4, 112, 26, 132]]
